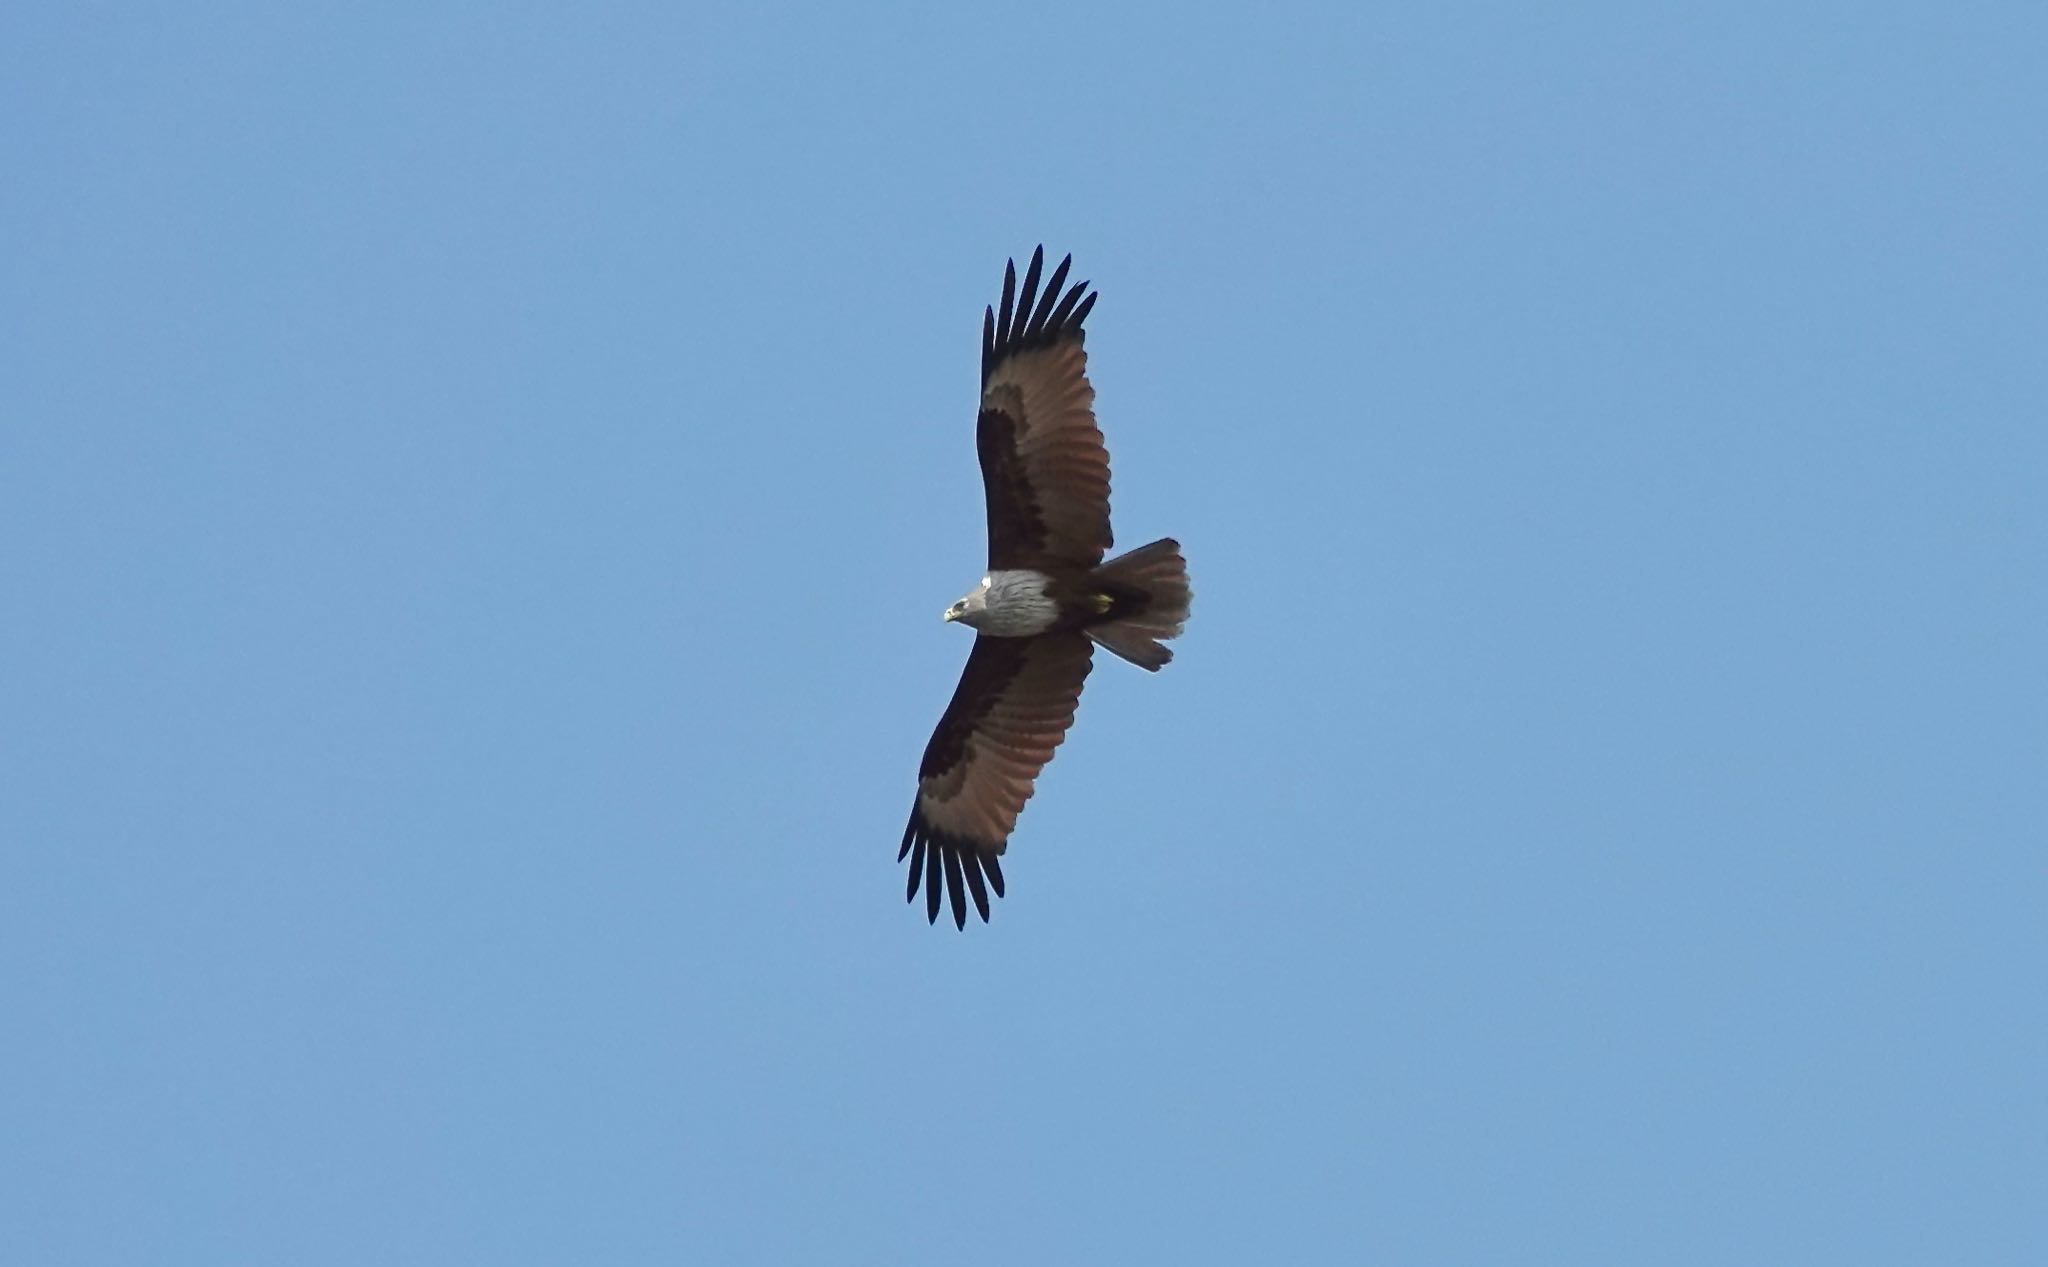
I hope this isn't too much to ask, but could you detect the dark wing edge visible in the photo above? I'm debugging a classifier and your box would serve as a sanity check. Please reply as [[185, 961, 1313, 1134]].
[[981, 245, 1098, 389]]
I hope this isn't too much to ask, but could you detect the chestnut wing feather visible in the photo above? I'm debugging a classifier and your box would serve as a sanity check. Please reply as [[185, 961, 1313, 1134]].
[[900, 632, 1094, 927], [978, 248, 1110, 570]]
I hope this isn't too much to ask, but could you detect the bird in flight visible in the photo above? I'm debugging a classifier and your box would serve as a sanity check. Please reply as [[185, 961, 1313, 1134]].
[[900, 247, 1192, 929]]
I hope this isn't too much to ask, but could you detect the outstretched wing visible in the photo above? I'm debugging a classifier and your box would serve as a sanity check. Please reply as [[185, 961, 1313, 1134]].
[[979, 247, 1112, 571], [900, 632, 1094, 928]]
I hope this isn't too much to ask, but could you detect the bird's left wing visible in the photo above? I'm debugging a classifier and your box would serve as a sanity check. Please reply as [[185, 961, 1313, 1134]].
[[978, 248, 1112, 571], [901, 632, 1095, 928]]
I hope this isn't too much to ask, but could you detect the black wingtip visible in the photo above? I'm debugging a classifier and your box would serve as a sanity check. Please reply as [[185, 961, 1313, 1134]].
[[961, 850, 991, 923], [1013, 248, 1045, 346], [903, 840, 925, 903], [941, 847, 968, 930], [900, 806, 1003, 929], [998, 257, 1018, 345], [1029, 253, 1073, 333], [982, 247, 1098, 386], [1070, 290, 1098, 329]]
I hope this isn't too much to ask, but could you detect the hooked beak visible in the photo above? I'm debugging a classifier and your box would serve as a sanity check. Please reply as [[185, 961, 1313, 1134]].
[[942, 608, 958, 622]]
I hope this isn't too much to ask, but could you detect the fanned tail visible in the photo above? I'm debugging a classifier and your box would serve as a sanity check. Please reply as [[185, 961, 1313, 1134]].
[[1084, 538, 1192, 671]]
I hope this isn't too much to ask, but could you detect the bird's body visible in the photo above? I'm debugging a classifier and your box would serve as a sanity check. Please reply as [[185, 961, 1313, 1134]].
[[900, 248, 1192, 928]]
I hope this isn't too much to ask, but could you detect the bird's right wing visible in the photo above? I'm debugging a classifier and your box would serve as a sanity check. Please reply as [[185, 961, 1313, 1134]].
[[977, 248, 1112, 571], [901, 631, 1095, 928]]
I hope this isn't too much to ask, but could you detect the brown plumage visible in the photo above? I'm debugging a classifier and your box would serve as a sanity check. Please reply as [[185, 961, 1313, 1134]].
[[899, 248, 1192, 929]]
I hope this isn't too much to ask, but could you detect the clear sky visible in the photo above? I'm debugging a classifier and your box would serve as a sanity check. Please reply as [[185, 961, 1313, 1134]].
[[4, 3, 2043, 1263]]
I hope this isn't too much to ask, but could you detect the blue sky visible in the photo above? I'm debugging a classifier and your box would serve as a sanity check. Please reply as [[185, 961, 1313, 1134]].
[[4, 3, 2043, 1262]]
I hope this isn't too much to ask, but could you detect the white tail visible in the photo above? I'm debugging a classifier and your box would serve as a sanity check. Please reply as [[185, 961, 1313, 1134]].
[[1085, 538, 1192, 671]]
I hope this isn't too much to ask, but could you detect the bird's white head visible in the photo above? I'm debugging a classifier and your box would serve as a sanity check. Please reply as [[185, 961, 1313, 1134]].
[[943, 576, 994, 629], [943, 570, 1059, 636]]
